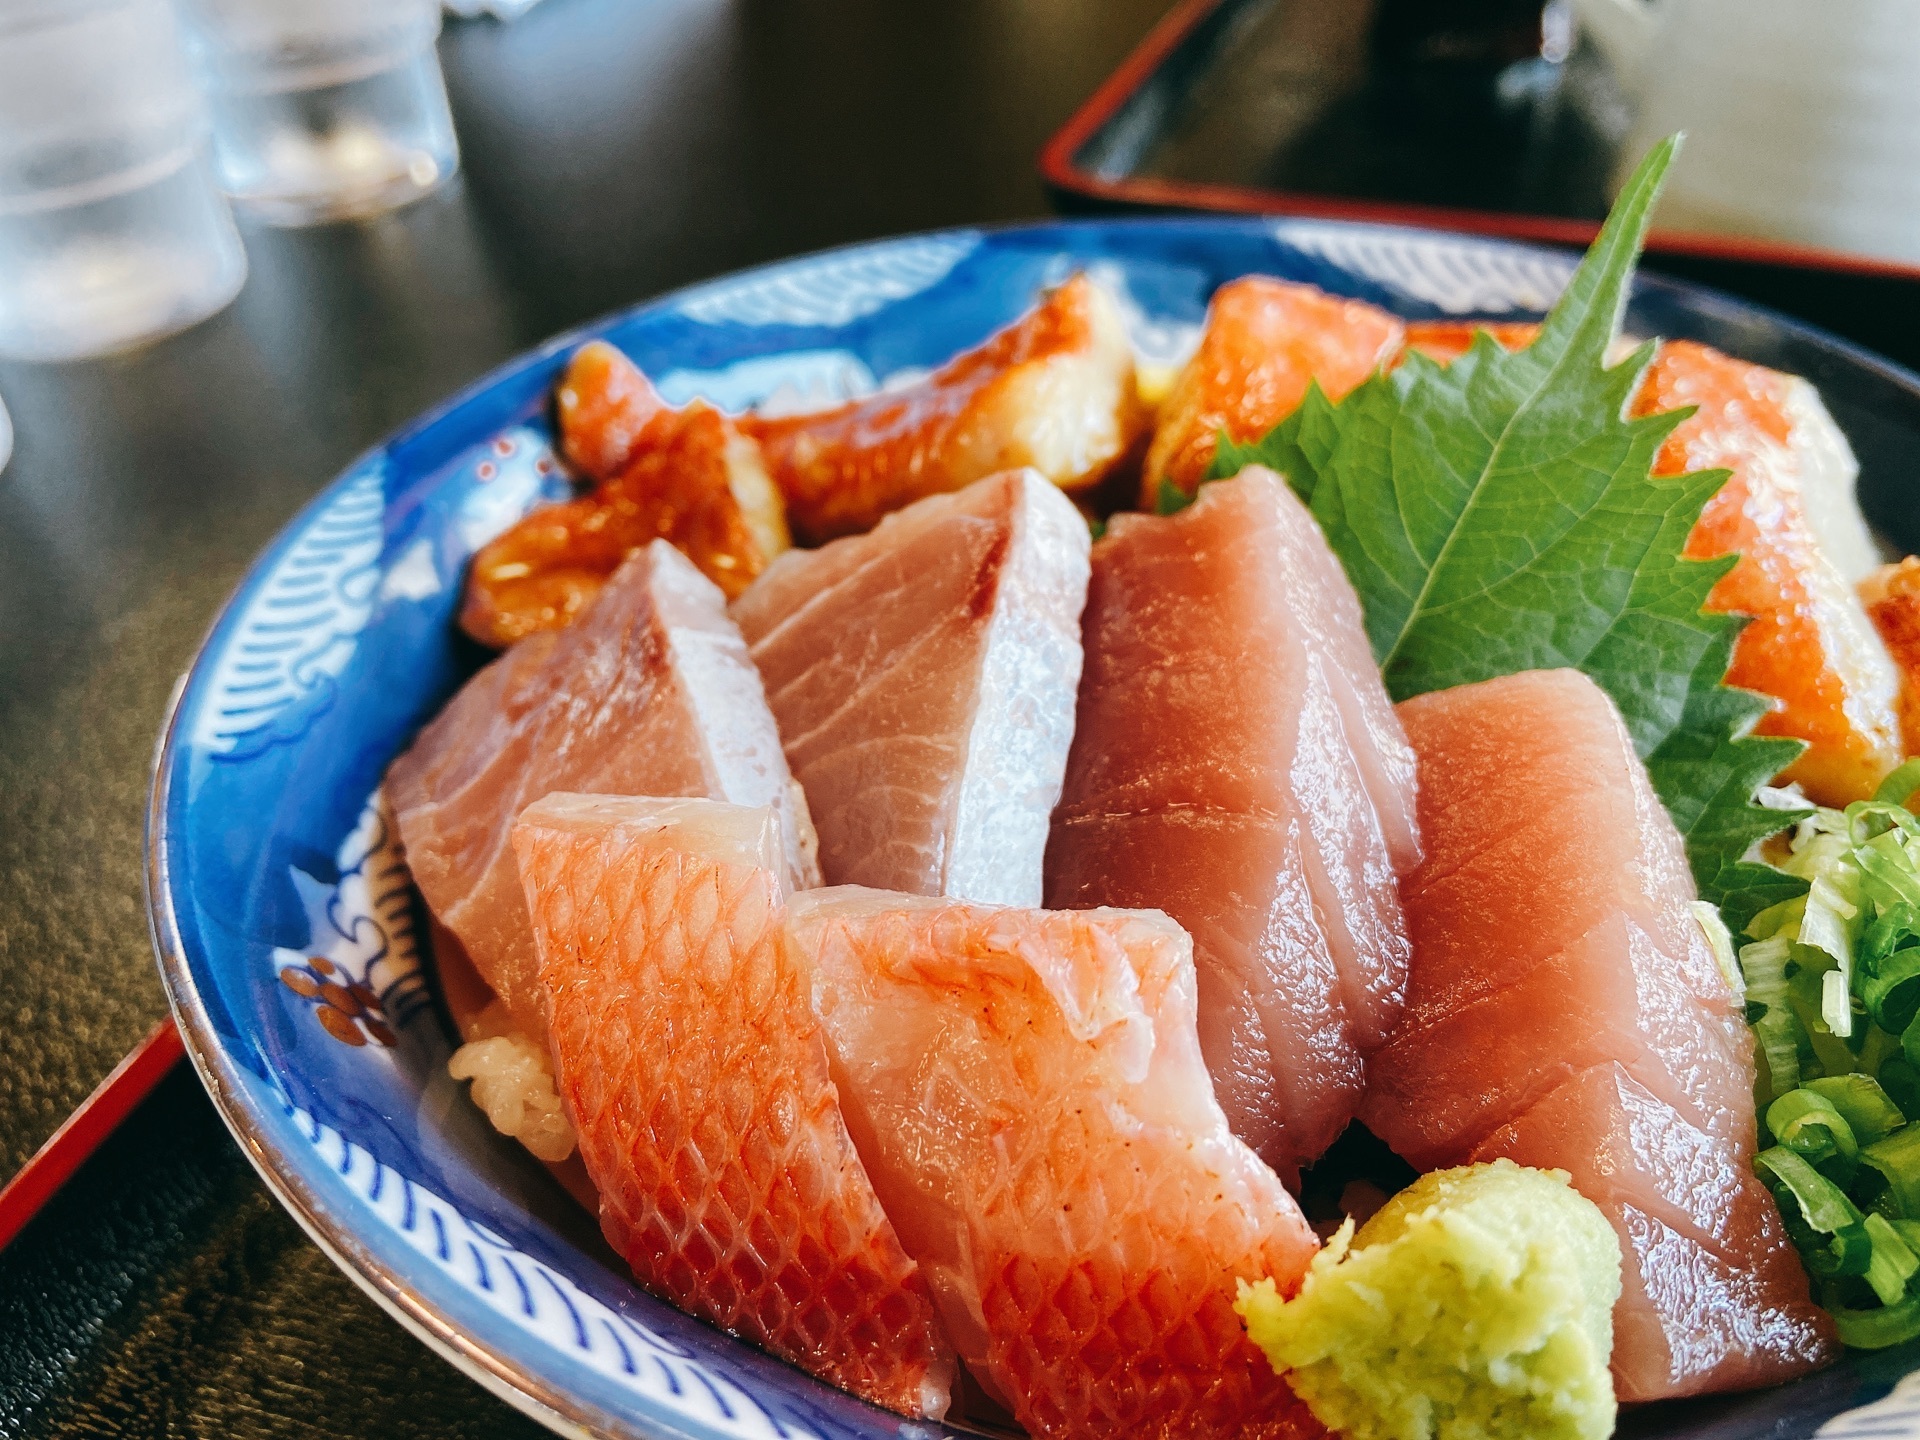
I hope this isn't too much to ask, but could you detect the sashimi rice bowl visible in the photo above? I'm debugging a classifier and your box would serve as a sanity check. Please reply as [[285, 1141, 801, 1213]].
[[153, 138, 1920, 1440]]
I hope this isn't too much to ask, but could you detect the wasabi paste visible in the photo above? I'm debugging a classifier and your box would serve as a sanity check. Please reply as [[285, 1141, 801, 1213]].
[[1236, 1160, 1622, 1440]]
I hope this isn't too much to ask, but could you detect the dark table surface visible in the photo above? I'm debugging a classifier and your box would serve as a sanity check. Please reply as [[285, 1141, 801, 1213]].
[[0, 3, 1178, 1432]]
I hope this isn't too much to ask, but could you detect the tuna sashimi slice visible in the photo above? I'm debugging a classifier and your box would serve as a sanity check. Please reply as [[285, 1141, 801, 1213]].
[[1141, 277, 1403, 506], [733, 468, 1089, 906], [390, 541, 817, 1039], [789, 888, 1324, 1440], [1046, 468, 1420, 1183], [514, 793, 955, 1419], [1366, 669, 1837, 1398], [1472, 1064, 1834, 1401]]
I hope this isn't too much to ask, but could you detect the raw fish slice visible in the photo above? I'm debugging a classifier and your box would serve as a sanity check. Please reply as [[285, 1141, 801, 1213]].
[[555, 339, 672, 478], [462, 345, 787, 646], [1141, 278, 1403, 506], [391, 541, 817, 1038], [1862, 556, 1920, 753], [1366, 913, 1756, 1167], [789, 888, 1324, 1440], [746, 274, 1145, 542], [1046, 468, 1419, 1182], [1398, 319, 1542, 367], [1379, 669, 1734, 1027], [1472, 1064, 1834, 1400], [733, 468, 1089, 905], [514, 794, 954, 1420], [1635, 340, 1902, 804], [1367, 668, 1836, 1398], [1048, 809, 1361, 1176]]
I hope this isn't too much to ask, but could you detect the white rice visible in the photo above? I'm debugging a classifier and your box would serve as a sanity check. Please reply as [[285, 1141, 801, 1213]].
[[449, 1032, 577, 1162]]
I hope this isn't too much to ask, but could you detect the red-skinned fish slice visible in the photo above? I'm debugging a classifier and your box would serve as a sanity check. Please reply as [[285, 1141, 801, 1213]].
[[515, 793, 956, 1420], [790, 888, 1325, 1440]]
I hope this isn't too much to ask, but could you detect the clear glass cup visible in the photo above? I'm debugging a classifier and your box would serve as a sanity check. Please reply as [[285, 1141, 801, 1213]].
[[175, 0, 460, 227], [0, 0, 248, 363]]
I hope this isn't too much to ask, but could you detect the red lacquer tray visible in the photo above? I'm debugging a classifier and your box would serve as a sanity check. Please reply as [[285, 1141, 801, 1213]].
[[1040, 0, 1920, 364]]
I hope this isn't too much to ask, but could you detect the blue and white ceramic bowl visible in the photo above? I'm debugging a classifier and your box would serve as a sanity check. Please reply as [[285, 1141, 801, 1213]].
[[147, 220, 1920, 1440]]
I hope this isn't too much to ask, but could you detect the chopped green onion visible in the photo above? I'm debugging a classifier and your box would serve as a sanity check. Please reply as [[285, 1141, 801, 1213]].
[[1756, 1146, 1873, 1276], [1862, 1213, 1920, 1304], [1883, 1062, 1920, 1132], [1831, 1291, 1920, 1349], [1875, 758, 1920, 808], [1742, 935, 1802, 1100], [1736, 789, 1920, 1345], [1861, 1127, 1920, 1219], [1805, 1075, 1907, 1146], [1863, 949, 1920, 1037], [1691, 901, 1744, 998], [1766, 1089, 1859, 1175]]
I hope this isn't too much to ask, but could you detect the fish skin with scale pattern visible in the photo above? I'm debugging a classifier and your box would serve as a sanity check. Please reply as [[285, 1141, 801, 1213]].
[[514, 793, 955, 1421]]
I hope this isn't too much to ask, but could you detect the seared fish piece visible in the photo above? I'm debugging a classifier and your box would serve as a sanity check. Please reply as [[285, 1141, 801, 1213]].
[[461, 342, 787, 647], [745, 274, 1145, 542], [1142, 277, 1403, 508]]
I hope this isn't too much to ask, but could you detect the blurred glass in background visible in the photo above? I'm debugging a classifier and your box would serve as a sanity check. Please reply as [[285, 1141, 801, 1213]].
[[174, 0, 458, 226], [0, 391, 11, 475], [0, 0, 247, 362]]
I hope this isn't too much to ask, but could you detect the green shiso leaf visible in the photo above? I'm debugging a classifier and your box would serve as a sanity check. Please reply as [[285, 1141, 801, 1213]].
[[1207, 134, 1807, 925]]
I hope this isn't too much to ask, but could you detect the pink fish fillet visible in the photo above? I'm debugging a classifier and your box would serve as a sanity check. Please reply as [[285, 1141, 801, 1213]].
[[790, 888, 1325, 1440], [514, 793, 954, 1419], [731, 467, 1089, 906], [1363, 669, 1838, 1400], [389, 540, 818, 1038], [1045, 467, 1421, 1184]]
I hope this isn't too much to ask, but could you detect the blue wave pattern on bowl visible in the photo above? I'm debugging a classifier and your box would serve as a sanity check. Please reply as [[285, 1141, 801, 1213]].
[[150, 220, 1920, 1440]]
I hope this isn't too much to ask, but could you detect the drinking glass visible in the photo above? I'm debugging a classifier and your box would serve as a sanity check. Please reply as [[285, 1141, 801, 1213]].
[[0, 392, 12, 475], [175, 0, 460, 227], [0, 0, 247, 362]]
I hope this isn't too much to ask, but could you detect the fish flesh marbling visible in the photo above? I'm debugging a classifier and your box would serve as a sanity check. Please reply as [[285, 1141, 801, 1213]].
[[1364, 668, 1838, 1400], [1046, 468, 1421, 1184], [733, 468, 1089, 906], [390, 541, 817, 1039]]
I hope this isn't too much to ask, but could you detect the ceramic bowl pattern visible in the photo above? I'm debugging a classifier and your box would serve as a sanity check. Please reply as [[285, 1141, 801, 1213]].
[[147, 219, 1920, 1440]]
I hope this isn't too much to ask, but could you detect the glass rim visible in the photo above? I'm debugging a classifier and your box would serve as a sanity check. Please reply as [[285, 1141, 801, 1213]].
[[0, 140, 204, 217]]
